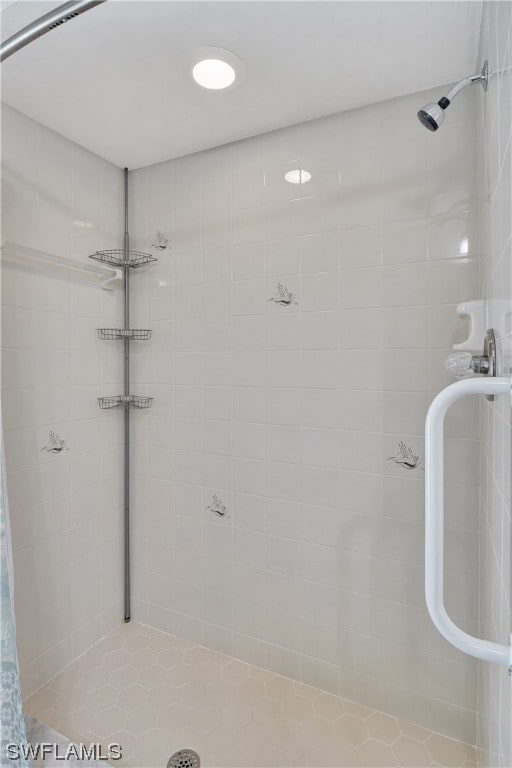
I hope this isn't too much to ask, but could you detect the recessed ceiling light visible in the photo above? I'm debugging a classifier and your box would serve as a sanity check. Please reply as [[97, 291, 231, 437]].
[[192, 58, 236, 90], [284, 169, 312, 184], [184, 47, 245, 91]]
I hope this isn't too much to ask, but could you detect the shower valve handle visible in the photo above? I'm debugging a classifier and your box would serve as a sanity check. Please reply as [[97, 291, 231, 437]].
[[444, 329, 497, 383], [444, 351, 474, 378]]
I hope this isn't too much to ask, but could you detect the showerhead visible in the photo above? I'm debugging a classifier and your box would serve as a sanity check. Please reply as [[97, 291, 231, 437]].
[[417, 100, 448, 132], [417, 61, 488, 132]]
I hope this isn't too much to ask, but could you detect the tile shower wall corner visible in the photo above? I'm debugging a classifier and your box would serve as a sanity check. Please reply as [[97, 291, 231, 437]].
[[1, 104, 125, 697], [476, 3, 512, 767], [130, 85, 481, 742]]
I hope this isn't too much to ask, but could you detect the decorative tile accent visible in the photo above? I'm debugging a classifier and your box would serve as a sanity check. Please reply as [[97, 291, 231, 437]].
[[387, 441, 423, 471], [41, 430, 68, 454], [206, 494, 229, 518], [151, 231, 170, 250], [268, 282, 297, 306]]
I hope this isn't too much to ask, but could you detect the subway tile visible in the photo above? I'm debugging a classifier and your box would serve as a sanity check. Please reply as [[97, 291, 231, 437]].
[[301, 271, 340, 312], [301, 231, 340, 273], [232, 278, 265, 316], [174, 250, 202, 285], [428, 211, 478, 260], [266, 461, 303, 503], [232, 422, 266, 460], [203, 386, 231, 421], [266, 350, 301, 388], [229, 242, 265, 284], [382, 262, 429, 307], [265, 313, 301, 350], [301, 350, 343, 389], [233, 457, 265, 496], [265, 497, 304, 540], [339, 226, 381, 269], [301, 427, 341, 469], [381, 219, 429, 265], [266, 424, 302, 464], [300, 310, 340, 349], [382, 306, 429, 349], [233, 386, 266, 423], [428, 257, 480, 305], [265, 387, 301, 426], [301, 465, 342, 508], [3, 76, 493, 750], [202, 282, 232, 317], [339, 266, 382, 309], [202, 246, 232, 283], [382, 349, 429, 392], [265, 237, 301, 277], [383, 391, 430, 435]]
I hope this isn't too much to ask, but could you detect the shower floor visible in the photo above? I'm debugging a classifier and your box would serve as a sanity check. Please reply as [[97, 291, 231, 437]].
[[24, 622, 477, 768]]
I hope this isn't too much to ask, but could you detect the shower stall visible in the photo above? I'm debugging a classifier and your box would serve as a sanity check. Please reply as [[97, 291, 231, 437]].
[[1, 2, 510, 767]]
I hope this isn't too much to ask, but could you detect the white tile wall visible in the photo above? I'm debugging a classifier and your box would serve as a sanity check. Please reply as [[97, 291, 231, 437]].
[[476, 3, 512, 766], [1, 104, 125, 697], [129, 85, 482, 742]]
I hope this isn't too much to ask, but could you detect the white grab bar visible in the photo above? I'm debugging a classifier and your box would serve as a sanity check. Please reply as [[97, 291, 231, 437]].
[[425, 376, 512, 668]]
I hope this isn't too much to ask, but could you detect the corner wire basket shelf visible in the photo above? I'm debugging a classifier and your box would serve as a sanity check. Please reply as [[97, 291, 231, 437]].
[[98, 328, 152, 341], [89, 249, 157, 269], [98, 395, 153, 410]]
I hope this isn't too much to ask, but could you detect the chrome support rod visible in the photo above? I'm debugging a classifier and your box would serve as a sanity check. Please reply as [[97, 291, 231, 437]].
[[123, 167, 131, 622], [0, 1, 106, 63]]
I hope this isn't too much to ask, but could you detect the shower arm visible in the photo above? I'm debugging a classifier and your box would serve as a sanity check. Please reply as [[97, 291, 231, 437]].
[[0, 0, 106, 63], [444, 70, 487, 102]]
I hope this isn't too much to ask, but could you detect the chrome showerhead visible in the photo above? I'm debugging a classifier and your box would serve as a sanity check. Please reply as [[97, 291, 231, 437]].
[[417, 101, 447, 132], [417, 60, 488, 131]]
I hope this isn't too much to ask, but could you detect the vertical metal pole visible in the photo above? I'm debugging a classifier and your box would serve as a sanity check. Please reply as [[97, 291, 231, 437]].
[[123, 167, 130, 622]]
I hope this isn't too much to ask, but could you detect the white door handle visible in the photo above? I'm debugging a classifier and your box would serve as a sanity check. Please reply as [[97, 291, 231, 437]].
[[425, 376, 512, 667]]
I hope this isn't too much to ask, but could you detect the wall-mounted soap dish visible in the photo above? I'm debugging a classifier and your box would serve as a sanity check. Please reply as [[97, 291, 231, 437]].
[[453, 300, 486, 352]]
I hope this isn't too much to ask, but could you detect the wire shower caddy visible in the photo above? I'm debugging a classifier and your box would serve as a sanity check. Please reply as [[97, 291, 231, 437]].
[[94, 246, 155, 413], [90, 249, 157, 269], [94, 184, 157, 624], [98, 328, 152, 341], [98, 395, 153, 410]]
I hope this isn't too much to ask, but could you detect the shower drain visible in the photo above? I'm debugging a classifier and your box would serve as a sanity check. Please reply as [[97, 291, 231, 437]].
[[167, 749, 200, 768]]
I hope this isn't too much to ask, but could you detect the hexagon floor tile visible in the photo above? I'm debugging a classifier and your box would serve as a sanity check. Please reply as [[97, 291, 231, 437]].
[[24, 622, 477, 768]]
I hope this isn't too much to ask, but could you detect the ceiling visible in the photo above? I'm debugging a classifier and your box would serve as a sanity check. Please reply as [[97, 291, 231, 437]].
[[1, 1, 482, 169]]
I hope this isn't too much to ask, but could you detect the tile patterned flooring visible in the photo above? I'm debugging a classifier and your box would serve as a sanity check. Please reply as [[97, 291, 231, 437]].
[[24, 622, 477, 768]]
